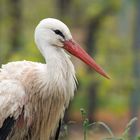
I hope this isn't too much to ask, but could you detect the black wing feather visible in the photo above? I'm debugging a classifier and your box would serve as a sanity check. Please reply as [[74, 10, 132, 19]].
[[55, 119, 61, 140], [0, 117, 15, 140]]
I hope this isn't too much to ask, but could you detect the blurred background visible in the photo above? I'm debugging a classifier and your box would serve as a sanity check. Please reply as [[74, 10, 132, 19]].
[[0, 0, 140, 139]]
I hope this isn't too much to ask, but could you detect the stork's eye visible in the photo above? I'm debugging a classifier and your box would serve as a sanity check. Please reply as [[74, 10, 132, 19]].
[[54, 30, 65, 39]]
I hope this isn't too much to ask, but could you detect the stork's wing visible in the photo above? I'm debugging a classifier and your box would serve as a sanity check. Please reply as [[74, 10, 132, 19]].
[[1, 60, 43, 79], [0, 79, 26, 140]]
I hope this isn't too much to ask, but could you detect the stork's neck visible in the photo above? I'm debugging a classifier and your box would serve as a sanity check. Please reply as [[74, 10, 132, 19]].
[[37, 43, 76, 100], [37, 42, 75, 77], [43, 45, 65, 63], [39, 43, 68, 65]]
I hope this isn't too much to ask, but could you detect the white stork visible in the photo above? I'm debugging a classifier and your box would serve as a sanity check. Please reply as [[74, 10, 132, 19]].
[[0, 18, 109, 140]]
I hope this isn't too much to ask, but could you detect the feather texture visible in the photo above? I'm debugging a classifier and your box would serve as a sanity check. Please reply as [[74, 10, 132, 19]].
[[0, 18, 77, 140], [0, 52, 76, 140]]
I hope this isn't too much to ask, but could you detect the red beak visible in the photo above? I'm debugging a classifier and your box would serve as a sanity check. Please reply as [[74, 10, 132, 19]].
[[64, 40, 110, 79]]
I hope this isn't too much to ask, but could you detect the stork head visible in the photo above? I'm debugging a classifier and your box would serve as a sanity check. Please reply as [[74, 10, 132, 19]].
[[35, 18, 110, 79]]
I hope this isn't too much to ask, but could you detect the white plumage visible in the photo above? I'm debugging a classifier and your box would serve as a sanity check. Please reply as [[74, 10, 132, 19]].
[[0, 18, 109, 140]]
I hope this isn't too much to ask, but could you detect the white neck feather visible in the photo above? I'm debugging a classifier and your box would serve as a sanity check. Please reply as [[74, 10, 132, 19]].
[[37, 41, 77, 99]]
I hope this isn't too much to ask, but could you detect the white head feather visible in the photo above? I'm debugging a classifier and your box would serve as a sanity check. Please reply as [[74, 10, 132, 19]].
[[35, 18, 72, 54]]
